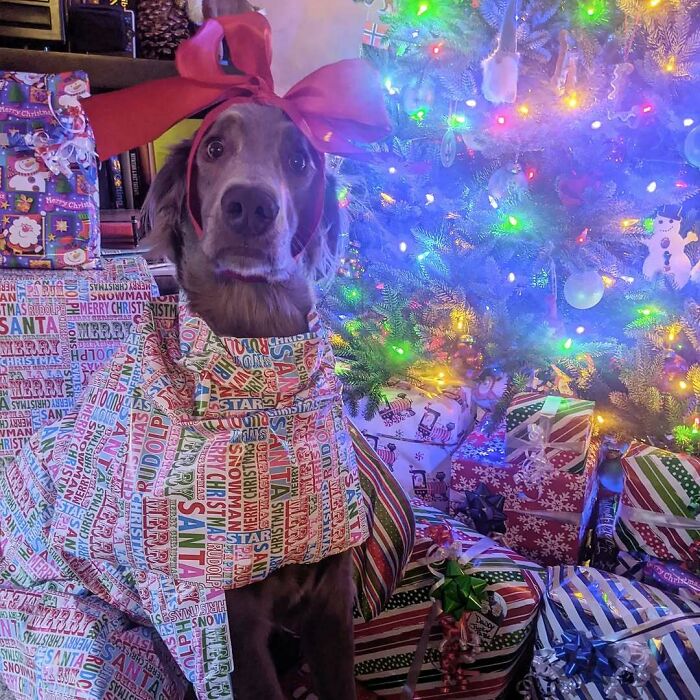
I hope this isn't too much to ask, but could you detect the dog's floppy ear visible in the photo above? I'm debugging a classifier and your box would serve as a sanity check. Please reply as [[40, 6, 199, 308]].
[[303, 173, 346, 286], [140, 140, 191, 265]]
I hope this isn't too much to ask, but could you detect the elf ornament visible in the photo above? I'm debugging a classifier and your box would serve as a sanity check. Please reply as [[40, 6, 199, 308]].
[[642, 205, 698, 289], [481, 0, 519, 104]]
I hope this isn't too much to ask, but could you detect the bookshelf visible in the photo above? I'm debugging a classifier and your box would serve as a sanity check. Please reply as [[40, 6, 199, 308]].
[[0, 48, 177, 90]]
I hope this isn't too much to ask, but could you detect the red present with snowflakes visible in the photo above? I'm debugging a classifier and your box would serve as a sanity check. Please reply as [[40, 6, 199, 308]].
[[450, 418, 600, 566], [353, 504, 544, 699], [350, 381, 476, 512], [505, 392, 595, 474]]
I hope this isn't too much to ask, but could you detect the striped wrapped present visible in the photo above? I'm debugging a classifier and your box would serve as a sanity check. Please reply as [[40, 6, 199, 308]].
[[354, 505, 544, 699], [615, 441, 700, 563], [534, 566, 700, 700], [505, 393, 595, 474]]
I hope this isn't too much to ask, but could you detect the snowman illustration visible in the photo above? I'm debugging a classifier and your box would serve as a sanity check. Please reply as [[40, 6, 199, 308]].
[[642, 205, 698, 289], [12, 72, 44, 87], [58, 77, 89, 110], [9, 157, 50, 193]]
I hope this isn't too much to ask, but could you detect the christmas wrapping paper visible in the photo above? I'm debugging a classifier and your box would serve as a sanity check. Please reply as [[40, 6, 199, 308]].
[[353, 505, 544, 700], [450, 420, 600, 566], [612, 551, 700, 602], [351, 382, 476, 512], [615, 441, 700, 563], [0, 71, 100, 269], [0, 294, 414, 699], [533, 565, 700, 700], [0, 256, 159, 466], [505, 392, 595, 474]]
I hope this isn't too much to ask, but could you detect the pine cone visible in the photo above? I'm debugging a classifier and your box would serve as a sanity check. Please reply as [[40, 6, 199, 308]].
[[137, 0, 191, 60]]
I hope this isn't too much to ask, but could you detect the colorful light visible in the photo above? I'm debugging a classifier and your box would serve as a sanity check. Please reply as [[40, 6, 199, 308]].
[[684, 118, 695, 127], [508, 215, 519, 226], [518, 104, 530, 116], [429, 42, 445, 57], [410, 107, 427, 122], [447, 113, 467, 128], [576, 228, 589, 244], [680, 381, 689, 390], [466, 99, 477, 108], [576, 326, 585, 334], [380, 192, 396, 205], [596, 415, 605, 425], [591, 120, 602, 129], [425, 193, 435, 204], [641, 103, 654, 114], [388, 166, 397, 174], [621, 218, 640, 228], [399, 241, 408, 252], [664, 56, 677, 73], [648, 0, 661, 7], [576, 0, 609, 26], [526, 168, 536, 180], [507, 272, 516, 282], [601, 275, 615, 288], [564, 338, 573, 350], [417, 2, 429, 16], [564, 92, 580, 109], [646, 181, 657, 193], [488, 195, 499, 209], [496, 115, 507, 125]]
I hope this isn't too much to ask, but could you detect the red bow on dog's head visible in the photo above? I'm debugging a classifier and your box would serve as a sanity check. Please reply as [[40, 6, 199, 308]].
[[83, 12, 391, 245]]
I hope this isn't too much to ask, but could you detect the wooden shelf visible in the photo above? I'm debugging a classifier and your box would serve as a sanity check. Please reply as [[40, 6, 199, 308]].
[[0, 48, 177, 90]]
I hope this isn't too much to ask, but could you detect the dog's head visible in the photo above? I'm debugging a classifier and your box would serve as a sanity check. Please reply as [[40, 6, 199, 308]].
[[141, 103, 342, 335]]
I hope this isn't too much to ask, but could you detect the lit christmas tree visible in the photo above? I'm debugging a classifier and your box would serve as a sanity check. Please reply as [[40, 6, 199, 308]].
[[326, 0, 700, 450]]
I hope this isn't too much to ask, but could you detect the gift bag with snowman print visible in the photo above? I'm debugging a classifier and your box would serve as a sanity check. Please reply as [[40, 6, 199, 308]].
[[0, 71, 100, 269], [350, 381, 476, 511]]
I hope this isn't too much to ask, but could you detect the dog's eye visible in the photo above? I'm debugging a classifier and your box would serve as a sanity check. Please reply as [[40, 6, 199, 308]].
[[289, 152, 307, 173], [206, 139, 225, 160]]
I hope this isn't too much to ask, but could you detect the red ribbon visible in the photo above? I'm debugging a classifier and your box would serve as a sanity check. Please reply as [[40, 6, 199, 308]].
[[81, 12, 390, 251], [82, 12, 391, 163]]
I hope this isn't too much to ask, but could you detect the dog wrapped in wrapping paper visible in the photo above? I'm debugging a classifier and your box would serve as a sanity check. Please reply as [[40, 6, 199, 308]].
[[0, 295, 414, 699]]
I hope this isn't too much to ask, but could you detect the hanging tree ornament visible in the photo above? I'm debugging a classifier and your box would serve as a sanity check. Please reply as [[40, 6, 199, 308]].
[[551, 29, 579, 96], [487, 163, 528, 205], [481, 0, 519, 104], [642, 205, 698, 290], [563, 270, 605, 309], [441, 129, 458, 167]]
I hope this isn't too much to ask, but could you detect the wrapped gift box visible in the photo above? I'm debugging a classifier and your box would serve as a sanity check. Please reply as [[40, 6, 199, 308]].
[[353, 505, 544, 699], [350, 382, 476, 512], [615, 441, 700, 563], [0, 256, 159, 465], [450, 420, 600, 566], [505, 392, 595, 474], [0, 70, 100, 269], [534, 565, 700, 700]]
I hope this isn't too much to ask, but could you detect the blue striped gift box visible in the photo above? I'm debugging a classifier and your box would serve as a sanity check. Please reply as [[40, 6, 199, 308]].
[[534, 566, 700, 699]]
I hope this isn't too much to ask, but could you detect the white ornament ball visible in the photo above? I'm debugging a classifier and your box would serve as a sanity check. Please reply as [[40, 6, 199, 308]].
[[564, 270, 605, 309], [684, 125, 700, 168]]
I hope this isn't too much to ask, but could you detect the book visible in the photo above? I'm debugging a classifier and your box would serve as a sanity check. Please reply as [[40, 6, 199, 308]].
[[119, 152, 134, 210], [138, 142, 156, 189], [98, 163, 112, 209], [108, 155, 126, 209], [128, 149, 144, 208], [153, 119, 202, 172]]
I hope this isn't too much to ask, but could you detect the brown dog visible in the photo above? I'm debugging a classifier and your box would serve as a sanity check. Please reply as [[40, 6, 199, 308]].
[[141, 103, 355, 700]]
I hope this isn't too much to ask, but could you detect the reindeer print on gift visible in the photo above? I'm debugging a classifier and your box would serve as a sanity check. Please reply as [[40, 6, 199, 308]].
[[642, 205, 698, 289]]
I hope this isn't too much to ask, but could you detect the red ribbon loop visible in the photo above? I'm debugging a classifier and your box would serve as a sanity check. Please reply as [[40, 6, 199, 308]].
[[82, 12, 390, 162]]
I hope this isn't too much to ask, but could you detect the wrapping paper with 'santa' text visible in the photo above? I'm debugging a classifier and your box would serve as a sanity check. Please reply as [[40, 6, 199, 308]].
[[0, 256, 158, 466]]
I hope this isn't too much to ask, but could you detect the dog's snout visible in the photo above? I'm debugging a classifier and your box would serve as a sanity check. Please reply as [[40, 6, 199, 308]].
[[222, 185, 280, 236]]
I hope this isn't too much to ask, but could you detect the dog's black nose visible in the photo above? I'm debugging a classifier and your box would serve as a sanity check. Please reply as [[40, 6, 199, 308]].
[[222, 185, 280, 236]]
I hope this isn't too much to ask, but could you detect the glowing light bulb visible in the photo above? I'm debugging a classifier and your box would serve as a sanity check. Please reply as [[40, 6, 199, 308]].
[[596, 415, 605, 425], [665, 56, 677, 73], [380, 192, 396, 205], [518, 104, 530, 116], [417, 2, 429, 15], [488, 195, 499, 209], [620, 275, 635, 283], [526, 168, 536, 180], [576, 326, 585, 334], [587, 6, 595, 16], [591, 120, 602, 129], [388, 166, 397, 174], [496, 115, 506, 125], [680, 381, 689, 390], [641, 308, 652, 316], [392, 345, 405, 355], [642, 103, 653, 114], [648, 0, 661, 7], [425, 193, 435, 204], [601, 275, 615, 288], [417, 251, 430, 262], [507, 272, 516, 283], [399, 241, 408, 252], [565, 92, 579, 109], [684, 118, 695, 127], [564, 338, 573, 350], [647, 181, 657, 193], [508, 215, 519, 226], [621, 218, 640, 228], [466, 99, 477, 108]]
